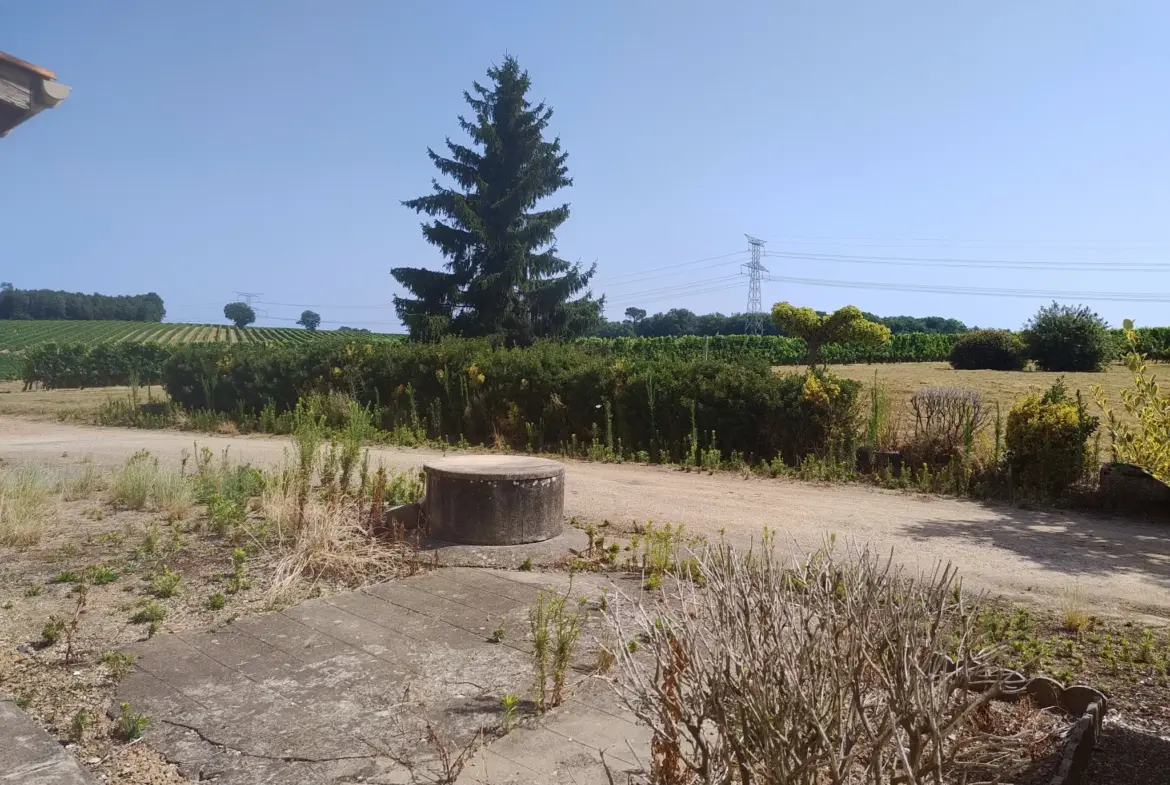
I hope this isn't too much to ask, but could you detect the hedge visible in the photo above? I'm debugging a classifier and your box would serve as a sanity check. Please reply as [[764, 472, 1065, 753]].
[[21, 342, 172, 389], [162, 339, 861, 465], [22, 327, 1170, 391], [577, 332, 962, 365]]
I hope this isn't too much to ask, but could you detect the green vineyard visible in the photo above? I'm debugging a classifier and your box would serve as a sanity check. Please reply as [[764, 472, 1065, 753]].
[[0, 320, 397, 380]]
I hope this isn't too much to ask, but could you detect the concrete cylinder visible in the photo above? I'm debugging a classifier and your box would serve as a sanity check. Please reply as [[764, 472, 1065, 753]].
[[423, 456, 565, 545]]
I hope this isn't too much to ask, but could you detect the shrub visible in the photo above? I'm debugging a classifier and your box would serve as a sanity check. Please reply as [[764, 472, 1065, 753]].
[[903, 388, 987, 484], [1006, 379, 1098, 496], [609, 541, 1061, 784], [771, 303, 891, 366], [948, 329, 1027, 371], [1023, 302, 1112, 372], [1094, 320, 1170, 480]]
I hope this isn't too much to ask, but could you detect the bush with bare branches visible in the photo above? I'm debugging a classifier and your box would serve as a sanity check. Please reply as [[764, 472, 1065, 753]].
[[609, 540, 1064, 785], [905, 386, 985, 469]]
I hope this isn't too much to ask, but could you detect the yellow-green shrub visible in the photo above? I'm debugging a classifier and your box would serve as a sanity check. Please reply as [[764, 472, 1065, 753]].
[[1005, 379, 1097, 496], [1093, 320, 1170, 481]]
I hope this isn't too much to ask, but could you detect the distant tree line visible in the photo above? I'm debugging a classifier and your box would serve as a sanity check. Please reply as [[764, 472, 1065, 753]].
[[0, 283, 165, 322], [591, 306, 968, 338]]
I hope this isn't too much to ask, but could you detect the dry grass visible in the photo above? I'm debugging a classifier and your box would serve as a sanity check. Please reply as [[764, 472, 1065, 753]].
[[0, 464, 56, 546], [0, 381, 169, 419], [834, 362, 1137, 427], [110, 453, 193, 518], [58, 463, 106, 501], [1061, 584, 1091, 633], [266, 497, 409, 604]]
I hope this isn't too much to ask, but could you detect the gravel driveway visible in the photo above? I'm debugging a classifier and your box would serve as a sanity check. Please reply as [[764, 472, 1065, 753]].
[[3, 418, 1168, 620]]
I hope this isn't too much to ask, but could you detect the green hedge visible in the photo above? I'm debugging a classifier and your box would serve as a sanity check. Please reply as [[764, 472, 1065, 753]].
[[162, 339, 860, 465], [577, 333, 962, 364], [22, 327, 1170, 391], [21, 343, 173, 388]]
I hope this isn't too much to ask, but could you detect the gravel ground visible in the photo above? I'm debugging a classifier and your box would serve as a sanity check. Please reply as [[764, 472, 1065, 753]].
[[2, 418, 1170, 620]]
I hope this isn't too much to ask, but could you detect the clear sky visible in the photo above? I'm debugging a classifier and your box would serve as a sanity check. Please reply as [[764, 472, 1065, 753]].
[[5, 1, 1170, 331]]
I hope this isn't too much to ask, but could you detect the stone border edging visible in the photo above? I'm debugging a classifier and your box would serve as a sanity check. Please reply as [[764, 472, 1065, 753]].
[[1049, 698, 1103, 785], [948, 662, 1108, 785]]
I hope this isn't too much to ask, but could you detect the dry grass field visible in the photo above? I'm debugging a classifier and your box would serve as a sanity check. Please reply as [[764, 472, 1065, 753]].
[[0, 381, 168, 419], [833, 361, 1140, 430]]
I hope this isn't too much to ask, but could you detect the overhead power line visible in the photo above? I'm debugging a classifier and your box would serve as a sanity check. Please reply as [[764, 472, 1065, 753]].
[[607, 281, 749, 309], [594, 250, 749, 285], [764, 250, 1170, 271], [765, 275, 1170, 303], [257, 300, 397, 309], [767, 234, 1170, 249]]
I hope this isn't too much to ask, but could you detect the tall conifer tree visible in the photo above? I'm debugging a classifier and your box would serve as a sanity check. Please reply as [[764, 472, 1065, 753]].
[[393, 57, 600, 343]]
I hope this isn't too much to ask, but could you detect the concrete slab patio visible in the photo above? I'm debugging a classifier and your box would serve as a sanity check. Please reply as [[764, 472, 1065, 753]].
[[115, 568, 648, 784], [0, 697, 96, 784]]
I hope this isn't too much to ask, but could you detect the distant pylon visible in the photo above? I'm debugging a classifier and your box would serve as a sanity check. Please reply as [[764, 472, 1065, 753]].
[[234, 291, 262, 305], [742, 235, 769, 335]]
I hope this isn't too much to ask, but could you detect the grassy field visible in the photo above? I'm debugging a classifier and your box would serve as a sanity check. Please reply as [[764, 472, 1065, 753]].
[[832, 361, 1139, 432], [0, 381, 159, 418]]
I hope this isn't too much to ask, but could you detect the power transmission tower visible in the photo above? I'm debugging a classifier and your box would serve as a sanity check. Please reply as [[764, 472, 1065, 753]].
[[233, 291, 262, 305], [742, 235, 769, 335]]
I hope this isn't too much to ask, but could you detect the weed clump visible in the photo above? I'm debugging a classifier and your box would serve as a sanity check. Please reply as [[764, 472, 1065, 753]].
[[0, 464, 55, 546]]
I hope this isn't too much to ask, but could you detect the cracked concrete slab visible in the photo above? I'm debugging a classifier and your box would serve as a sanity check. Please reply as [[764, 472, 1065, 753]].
[[0, 697, 97, 784], [116, 568, 636, 784]]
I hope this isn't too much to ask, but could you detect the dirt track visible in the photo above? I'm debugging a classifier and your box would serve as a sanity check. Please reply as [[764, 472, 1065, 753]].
[[3, 418, 1169, 620]]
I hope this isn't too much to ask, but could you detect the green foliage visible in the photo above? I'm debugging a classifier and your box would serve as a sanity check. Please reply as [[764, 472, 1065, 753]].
[[528, 586, 585, 710], [297, 310, 321, 331], [949, 329, 1027, 371], [129, 600, 167, 625], [392, 56, 601, 345], [223, 302, 256, 329], [225, 548, 251, 593], [578, 333, 960, 365], [1094, 320, 1170, 481], [770, 303, 892, 366], [40, 615, 66, 645], [99, 650, 136, 680], [1024, 302, 1112, 372], [22, 341, 173, 388], [206, 591, 227, 610], [85, 565, 120, 585], [70, 709, 92, 741], [163, 339, 861, 467], [1006, 379, 1098, 496], [0, 283, 164, 321], [592, 307, 968, 338], [150, 566, 182, 598], [116, 703, 150, 740]]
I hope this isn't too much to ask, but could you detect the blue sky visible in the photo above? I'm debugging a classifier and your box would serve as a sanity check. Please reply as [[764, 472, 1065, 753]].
[[5, 1, 1170, 331]]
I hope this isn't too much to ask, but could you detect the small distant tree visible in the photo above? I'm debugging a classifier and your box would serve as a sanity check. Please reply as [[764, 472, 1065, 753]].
[[624, 307, 646, 324], [771, 302, 891, 366], [297, 310, 321, 331], [223, 302, 256, 328]]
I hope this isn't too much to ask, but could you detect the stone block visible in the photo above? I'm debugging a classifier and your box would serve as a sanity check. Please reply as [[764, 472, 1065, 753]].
[[424, 456, 564, 545], [1099, 462, 1170, 511]]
